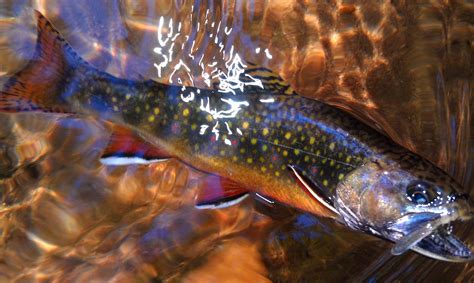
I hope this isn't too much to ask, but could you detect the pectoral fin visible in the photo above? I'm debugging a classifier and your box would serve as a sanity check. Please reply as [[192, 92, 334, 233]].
[[288, 165, 340, 216], [195, 175, 249, 209]]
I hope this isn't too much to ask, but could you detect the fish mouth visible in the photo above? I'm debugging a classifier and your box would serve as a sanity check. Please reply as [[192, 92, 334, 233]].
[[386, 212, 473, 262], [411, 226, 473, 262]]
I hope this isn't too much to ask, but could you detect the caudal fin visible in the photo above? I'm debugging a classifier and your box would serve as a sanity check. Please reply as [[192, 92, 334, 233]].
[[0, 11, 86, 113]]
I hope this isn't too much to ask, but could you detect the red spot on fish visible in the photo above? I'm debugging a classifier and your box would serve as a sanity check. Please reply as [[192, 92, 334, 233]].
[[232, 140, 238, 146], [311, 167, 318, 174], [171, 122, 180, 134], [271, 154, 279, 162], [210, 135, 217, 142]]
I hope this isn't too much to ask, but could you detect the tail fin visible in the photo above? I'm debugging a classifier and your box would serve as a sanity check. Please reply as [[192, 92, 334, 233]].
[[0, 11, 86, 113]]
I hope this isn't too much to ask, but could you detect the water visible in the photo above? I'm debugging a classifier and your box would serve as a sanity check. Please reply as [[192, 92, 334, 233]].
[[0, 1, 472, 281]]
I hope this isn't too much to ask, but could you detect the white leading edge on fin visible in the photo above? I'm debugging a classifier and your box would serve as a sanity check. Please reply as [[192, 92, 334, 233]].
[[195, 193, 249, 210], [288, 165, 340, 215], [100, 156, 169, 166], [256, 193, 275, 204]]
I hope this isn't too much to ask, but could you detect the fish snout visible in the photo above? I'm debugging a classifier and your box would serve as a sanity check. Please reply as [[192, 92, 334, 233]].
[[450, 193, 473, 221]]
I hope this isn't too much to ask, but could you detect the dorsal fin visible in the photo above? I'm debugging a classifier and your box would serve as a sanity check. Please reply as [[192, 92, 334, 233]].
[[211, 62, 296, 96], [241, 62, 296, 96], [0, 11, 85, 113]]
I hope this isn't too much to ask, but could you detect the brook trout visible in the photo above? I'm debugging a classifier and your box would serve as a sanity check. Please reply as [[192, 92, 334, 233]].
[[1, 11, 472, 261]]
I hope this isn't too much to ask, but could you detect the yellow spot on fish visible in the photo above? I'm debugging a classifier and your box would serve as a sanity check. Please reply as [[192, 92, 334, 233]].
[[322, 158, 327, 164], [220, 150, 225, 156], [320, 170, 325, 176], [323, 180, 328, 186], [148, 115, 155, 122], [240, 148, 246, 154], [330, 160, 335, 166], [242, 121, 249, 129], [281, 165, 286, 170], [329, 142, 335, 151], [232, 156, 238, 162], [283, 150, 288, 157], [125, 94, 131, 100], [346, 156, 352, 163], [247, 158, 253, 164], [206, 114, 213, 122], [135, 106, 140, 113], [183, 108, 190, 116], [154, 107, 160, 115], [191, 124, 197, 130], [112, 96, 117, 102], [251, 138, 258, 145], [297, 125, 303, 132], [113, 106, 118, 111], [262, 128, 269, 136], [261, 166, 267, 172], [310, 137, 316, 144], [338, 173, 344, 180], [262, 144, 268, 151], [256, 116, 261, 123], [322, 136, 327, 142], [145, 104, 150, 110], [294, 149, 300, 155], [304, 155, 310, 162], [274, 139, 279, 145], [285, 132, 292, 140], [259, 156, 265, 162]]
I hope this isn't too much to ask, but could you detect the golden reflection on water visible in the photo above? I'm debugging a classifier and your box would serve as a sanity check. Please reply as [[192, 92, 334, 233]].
[[0, 113, 266, 281], [0, 1, 472, 282]]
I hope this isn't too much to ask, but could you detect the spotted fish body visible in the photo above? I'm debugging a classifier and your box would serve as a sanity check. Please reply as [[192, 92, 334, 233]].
[[76, 76, 381, 215], [2, 12, 473, 261]]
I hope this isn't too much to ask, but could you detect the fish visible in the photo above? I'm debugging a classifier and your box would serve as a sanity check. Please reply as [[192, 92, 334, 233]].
[[1, 11, 472, 262]]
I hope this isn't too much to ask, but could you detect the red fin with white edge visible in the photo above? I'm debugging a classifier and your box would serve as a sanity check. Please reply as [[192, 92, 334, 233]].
[[0, 11, 84, 113], [100, 125, 172, 166], [288, 165, 340, 217], [195, 175, 250, 209]]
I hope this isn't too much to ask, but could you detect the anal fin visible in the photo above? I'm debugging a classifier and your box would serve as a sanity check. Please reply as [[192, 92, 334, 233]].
[[100, 124, 171, 166], [195, 175, 249, 209]]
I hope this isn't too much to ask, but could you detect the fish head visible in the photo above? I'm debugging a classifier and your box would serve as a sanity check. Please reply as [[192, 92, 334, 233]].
[[335, 154, 473, 262]]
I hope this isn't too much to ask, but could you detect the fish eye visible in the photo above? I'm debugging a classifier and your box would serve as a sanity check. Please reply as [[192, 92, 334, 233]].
[[406, 181, 438, 205]]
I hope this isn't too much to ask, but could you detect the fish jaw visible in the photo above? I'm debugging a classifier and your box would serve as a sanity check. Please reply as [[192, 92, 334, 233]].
[[384, 207, 473, 262], [412, 228, 473, 262]]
